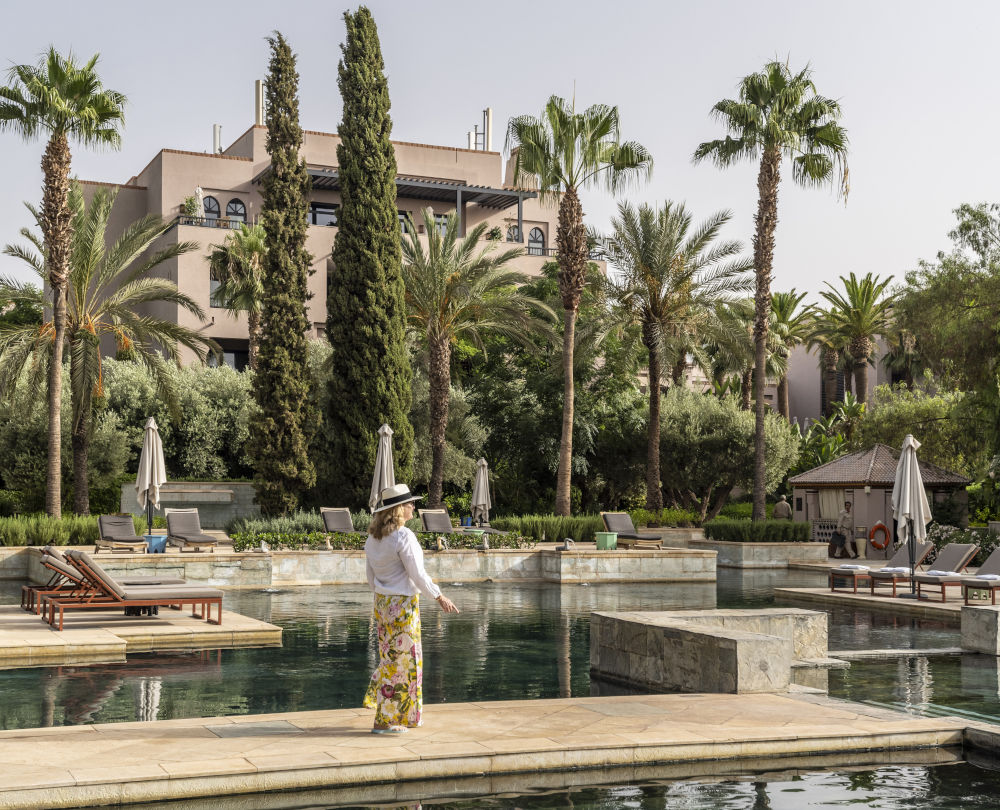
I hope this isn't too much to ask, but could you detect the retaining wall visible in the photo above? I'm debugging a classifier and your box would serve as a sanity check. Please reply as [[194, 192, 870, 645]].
[[10, 546, 717, 588], [689, 539, 830, 568]]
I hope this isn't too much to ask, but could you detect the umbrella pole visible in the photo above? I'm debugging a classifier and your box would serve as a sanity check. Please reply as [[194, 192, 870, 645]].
[[908, 518, 916, 596], [146, 501, 153, 537]]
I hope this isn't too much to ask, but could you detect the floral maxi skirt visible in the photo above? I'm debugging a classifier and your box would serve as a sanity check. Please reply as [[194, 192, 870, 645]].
[[364, 593, 423, 728]]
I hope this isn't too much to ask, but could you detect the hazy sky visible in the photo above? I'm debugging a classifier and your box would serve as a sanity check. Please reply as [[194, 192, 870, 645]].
[[0, 0, 994, 300]]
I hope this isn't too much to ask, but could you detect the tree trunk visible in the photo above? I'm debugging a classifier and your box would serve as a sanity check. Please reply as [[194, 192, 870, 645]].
[[644, 327, 663, 511], [843, 363, 853, 396], [822, 349, 838, 417], [851, 336, 872, 403], [427, 337, 451, 508], [247, 310, 261, 371], [41, 133, 73, 520], [71, 396, 92, 515], [555, 308, 577, 516], [777, 375, 789, 420], [554, 186, 587, 517], [751, 147, 781, 522], [671, 357, 685, 386], [740, 368, 752, 411]]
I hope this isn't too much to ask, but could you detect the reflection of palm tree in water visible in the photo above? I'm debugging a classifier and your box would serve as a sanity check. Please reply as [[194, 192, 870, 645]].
[[751, 780, 772, 809]]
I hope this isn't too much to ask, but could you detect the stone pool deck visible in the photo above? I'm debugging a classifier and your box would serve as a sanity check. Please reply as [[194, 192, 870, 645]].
[[775, 587, 965, 623], [0, 605, 281, 669], [0, 692, 972, 809]]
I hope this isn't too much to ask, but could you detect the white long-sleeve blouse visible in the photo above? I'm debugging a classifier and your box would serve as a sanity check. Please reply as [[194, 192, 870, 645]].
[[364, 526, 442, 599]]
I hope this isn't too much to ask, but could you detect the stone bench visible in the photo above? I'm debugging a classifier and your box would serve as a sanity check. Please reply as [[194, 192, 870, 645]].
[[590, 608, 828, 694]]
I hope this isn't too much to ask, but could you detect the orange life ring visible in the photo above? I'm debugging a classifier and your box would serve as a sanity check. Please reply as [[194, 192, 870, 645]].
[[869, 522, 891, 550]]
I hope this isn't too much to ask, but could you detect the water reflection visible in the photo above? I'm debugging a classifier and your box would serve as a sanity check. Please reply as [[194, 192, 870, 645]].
[[0, 581, 714, 729]]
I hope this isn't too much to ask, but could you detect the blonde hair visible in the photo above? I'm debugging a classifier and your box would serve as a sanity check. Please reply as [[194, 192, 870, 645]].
[[369, 505, 409, 539]]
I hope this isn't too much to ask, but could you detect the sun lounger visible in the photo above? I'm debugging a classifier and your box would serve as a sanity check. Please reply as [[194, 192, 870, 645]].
[[419, 507, 506, 536], [21, 547, 186, 613], [914, 543, 980, 602], [96, 515, 148, 553], [164, 509, 218, 552], [41, 549, 221, 630], [600, 512, 662, 550], [320, 507, 364, 535], [867, 542, 935, 597], [961, 547, 1000, 605]]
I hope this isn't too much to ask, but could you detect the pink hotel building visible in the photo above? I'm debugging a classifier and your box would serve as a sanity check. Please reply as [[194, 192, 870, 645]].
[[83, 121, 593, 370]]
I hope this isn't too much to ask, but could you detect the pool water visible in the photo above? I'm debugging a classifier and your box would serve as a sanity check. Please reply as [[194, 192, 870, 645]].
[[0, 569, 985, 730]]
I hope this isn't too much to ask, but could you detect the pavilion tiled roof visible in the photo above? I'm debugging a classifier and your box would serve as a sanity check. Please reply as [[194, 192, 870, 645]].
[[788, 443, 970, 488]]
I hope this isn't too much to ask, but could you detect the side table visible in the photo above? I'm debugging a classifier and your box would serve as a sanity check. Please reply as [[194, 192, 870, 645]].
[[144, 534, 168, 554]]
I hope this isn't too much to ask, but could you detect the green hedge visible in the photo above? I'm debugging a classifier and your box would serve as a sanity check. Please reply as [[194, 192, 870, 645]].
[[0, 513, 166, 547], [628, 507, 700, 528], [229, 530, 534, 552], [717, 502, 775, 520], [703, 518, 810, 543], [490, 514, 606, 543]]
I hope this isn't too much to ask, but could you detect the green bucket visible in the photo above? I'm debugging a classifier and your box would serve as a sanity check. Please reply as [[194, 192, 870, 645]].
[[595, 531, 617, 550]]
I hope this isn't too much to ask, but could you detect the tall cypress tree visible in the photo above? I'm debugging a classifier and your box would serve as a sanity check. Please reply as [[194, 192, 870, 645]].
[[326, 7, 413, 506], [251, 32, 316, 515]]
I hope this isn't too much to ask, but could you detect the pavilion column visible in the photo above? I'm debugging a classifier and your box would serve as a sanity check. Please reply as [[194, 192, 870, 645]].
[[455, 189, 464, 237], [517, 194, 524, 242]]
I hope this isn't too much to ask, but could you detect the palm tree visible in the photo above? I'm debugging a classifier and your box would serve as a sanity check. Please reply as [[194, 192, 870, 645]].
[[704, 300, 786, 412], [401, 209, 553, 508], [208, 224, 266, 370], [694, 61, 848, 521], [884, 327, 920, 388], [0, 48, 126, 518], [1, 184, 216, 514], [807, 310, 846, 417], [819, 272, 894, 403], [601, 201, 753, 510], [507, 96, 652, 515], [770, 290, 812, 419]]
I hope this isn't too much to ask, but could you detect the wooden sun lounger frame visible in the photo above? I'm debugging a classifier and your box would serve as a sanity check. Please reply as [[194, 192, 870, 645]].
[[916, 545, 981, 602], [21, 555, 92, 614], [40, 554, 222, 631], [867, 543, 936, 597]]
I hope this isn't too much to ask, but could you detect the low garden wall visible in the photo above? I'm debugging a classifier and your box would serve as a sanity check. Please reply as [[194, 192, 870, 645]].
[[12, 545, 717, 588], [688, 539, 829, 568], [120, 482, 259, 529]]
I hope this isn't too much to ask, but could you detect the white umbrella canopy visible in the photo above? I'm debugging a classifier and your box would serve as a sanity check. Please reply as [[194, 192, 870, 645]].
[[135, 417, 167, 534], [892, 434, 933, 595], [369, 424, 396, 512], [471, 458, 492, 524]]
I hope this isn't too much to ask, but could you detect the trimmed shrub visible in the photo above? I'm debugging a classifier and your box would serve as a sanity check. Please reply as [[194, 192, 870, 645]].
[[718, 502, 775, 520], [703, 518, 810, 543], [227, 509, 372, 535], [490, 514, 605, 543], [628, 507, 700, 528], [230, 529, 533, 552], [0, 490, 22, 517]]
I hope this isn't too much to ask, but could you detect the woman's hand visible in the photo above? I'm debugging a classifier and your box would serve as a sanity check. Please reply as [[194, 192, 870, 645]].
[[436, 594, 459, 613]]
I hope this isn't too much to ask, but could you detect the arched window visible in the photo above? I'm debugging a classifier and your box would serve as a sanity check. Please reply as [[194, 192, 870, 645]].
[[528, 227, 545, 256], [506, 225, 521, 243], [203, 195, 220, 220], [226, 198, 246, 223]]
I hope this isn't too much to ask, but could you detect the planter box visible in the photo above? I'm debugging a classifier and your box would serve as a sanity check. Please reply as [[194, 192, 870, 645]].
[[688, 539, 829, 568]]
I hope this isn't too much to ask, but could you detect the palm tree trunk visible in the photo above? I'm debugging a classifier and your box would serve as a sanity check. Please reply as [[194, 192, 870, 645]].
[[427, 336, 451, 508], [751, 146, 781, 522], [556, 308, 577, 516], [854, 357, 869, 404], [41, 132, 73, 520], [777, 375, 789, 419], [554, 186, 587, 517], [671, 357, 686, 386], [72, 398, 92, 516], [248, 310, 261, 371], [644, 330, 663, 511], [740, 368, 752, 411], [822, 349, 838, 417]]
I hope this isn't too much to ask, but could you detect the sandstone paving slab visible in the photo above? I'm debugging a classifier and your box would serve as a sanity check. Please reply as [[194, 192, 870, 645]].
[[0, 693, 975, 809]]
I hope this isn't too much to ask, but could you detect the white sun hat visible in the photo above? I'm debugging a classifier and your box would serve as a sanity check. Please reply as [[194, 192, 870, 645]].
[[373, 483, 422, 513]]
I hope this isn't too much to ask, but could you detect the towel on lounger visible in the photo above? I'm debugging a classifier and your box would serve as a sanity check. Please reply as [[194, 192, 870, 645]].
[[927, 570, 961, 577], [838, 564, 870, 570], [972, 574, 1000, 581], [880, 567, 911, 574]]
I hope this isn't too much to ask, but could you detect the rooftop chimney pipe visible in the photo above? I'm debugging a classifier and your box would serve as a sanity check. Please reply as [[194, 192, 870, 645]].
[[213, 124, 222, 154], [254, 80, 265, 126]]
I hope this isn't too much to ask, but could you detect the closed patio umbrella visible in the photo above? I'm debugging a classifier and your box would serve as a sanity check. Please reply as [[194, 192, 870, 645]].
[[892, 434, 933, 597], [471, 458, 492, 525], [369, 424, 396, 512], [135, 417, 167, 535]]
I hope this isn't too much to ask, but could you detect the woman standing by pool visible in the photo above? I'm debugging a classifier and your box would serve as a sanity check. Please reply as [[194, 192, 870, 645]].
[[364, 483, 459, 734]]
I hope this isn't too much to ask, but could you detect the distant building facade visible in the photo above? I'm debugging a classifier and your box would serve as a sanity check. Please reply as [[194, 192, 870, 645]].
[[81, 122, 593, 369]]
